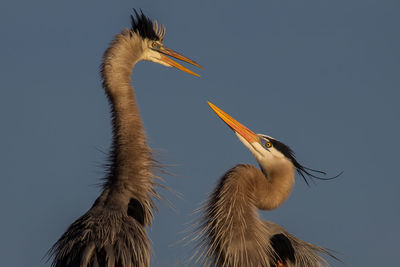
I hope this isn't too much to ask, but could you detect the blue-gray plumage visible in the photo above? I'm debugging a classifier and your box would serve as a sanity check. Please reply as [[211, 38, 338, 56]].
[[48, 9, 201, 267], [191, 102, 340, 267]]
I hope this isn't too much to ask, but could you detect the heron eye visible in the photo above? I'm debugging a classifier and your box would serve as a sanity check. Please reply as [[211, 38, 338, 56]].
[[151, 42, 158, 47], [265, 142, 272, 148]]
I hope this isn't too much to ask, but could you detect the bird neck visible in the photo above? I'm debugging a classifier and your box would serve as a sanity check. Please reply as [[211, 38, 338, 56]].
[[209, 163, 294, 224], [199, 164, 295, 265], [100, 32, 155, 210], [256, 160, 295, 210]]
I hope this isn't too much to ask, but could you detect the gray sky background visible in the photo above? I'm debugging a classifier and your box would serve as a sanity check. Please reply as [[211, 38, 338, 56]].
[[1, 1, 399, 266]]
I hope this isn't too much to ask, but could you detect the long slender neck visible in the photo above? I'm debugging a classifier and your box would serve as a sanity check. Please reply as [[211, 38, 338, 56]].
[[199, 163, 295, 265], [99, 31, 155, 223], [211, 162, 295, 222], [255, 159, 295, 210]]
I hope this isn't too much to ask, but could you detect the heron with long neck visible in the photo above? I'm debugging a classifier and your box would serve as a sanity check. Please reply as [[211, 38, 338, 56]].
[[193, 102, 338, 267], [49, 10, 201, 267]]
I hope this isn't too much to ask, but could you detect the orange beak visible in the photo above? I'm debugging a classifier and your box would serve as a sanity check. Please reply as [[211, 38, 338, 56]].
[[208, 102, 260, 143], [154, 46, 202, 77]]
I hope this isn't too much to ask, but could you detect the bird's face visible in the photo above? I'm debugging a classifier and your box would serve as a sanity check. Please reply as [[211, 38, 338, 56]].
[[208, 101, 337, 184], [141, 39, 202, 77], [129, 9, 201, 76], [208, 102, 294, 172]]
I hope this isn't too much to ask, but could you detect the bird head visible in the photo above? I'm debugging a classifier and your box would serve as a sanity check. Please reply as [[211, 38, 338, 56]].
[[130, 9, 202, 76], [208, 102, 338, 185]]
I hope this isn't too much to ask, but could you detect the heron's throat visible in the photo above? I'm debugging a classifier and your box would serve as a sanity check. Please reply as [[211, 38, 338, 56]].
[[203, 164, 295, 256], [102, 32, 144, 96], [100, 32, 153, 199], [255, 161, 295, 210]]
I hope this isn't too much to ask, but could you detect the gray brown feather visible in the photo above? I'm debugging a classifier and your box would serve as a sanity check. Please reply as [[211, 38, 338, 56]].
[[48, 13, 162, 267], [191, 164, 335, 267]]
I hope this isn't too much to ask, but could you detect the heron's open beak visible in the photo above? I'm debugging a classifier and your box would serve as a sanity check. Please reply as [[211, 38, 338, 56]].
[[208, 102, 260, 143], [153, 46, 202, 77]]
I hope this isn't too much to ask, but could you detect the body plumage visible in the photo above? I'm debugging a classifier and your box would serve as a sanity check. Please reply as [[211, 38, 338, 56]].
[[192, 102, 339, 267], [49, 10, 201, 267]]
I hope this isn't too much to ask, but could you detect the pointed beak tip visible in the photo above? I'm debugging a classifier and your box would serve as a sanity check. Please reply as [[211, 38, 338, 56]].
[[208, 103, 259, 144], [207, 101, 218, 111], [158, 46, 202, 76]]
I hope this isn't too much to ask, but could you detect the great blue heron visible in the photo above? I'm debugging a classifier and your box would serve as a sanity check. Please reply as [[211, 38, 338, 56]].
[[192, 102, 339, 267], [48, 10, 201, 267]]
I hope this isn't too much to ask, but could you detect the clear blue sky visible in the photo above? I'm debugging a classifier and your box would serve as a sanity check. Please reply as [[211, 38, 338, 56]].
[[1, 1, 399, 266]]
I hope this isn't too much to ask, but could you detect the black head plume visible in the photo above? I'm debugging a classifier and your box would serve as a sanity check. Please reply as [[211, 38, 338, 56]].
[[130, 9, 165, 41], [268, 138, 342, 186]]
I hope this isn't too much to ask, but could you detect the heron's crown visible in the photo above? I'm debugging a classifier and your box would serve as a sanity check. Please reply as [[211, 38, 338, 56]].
[[259, 135, 295, 161], [259, 134, 327, 185], [130, 9, 166, 41]]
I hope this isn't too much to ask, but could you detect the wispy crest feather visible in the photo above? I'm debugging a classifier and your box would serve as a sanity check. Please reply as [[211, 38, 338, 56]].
[[261, 135, 342, 186], [130, 9, 166, 41]]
